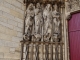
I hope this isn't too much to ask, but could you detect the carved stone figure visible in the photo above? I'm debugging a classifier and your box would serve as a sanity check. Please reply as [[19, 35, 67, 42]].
[[43, 4, 52, 41], [24, 3, 35, 40], [35, 3, 42, 35], [25, 3, 35, 34], [52, 4, 60, 42], [52, 4, 60, 34], [34, 3, 42, 41]]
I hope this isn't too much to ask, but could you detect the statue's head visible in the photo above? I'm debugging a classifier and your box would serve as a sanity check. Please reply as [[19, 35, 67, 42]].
[[46, 4, 51, 11], [53, 4, 57, 11], [36, 3, 40, 8], [28, 3, 34, 10]]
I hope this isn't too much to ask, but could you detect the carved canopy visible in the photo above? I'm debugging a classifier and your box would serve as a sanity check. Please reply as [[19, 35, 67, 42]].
[[23, 0, 65, 7]]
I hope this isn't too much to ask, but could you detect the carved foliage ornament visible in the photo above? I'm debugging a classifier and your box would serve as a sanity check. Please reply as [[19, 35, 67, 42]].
[[66, 0, 80, 12]]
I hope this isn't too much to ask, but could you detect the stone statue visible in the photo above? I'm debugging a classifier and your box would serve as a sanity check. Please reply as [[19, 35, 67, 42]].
[[24, 3, 35, 40], [35, 3, 42, 35], [25, 3, 35, 34], [52, 4, 60, 42], [34, 3, 43, 41], [43, 4, 52, 41]]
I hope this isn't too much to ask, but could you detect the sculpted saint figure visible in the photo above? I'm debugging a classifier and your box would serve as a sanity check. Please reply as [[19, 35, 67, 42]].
[[52, 4, 60, 34], [34, 3, 43, 41], [25, 3, 35, 34], [43, 4, 52, 41], [24, 3, 35, 40], [52, 4, 60, 42], [35, 3, 42, 35]]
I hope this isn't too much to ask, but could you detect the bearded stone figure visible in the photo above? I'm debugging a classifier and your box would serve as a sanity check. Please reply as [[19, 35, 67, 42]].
[[43, 4, 52, 42], [24, 3, 35, 40], [52, 4, 60, 41]]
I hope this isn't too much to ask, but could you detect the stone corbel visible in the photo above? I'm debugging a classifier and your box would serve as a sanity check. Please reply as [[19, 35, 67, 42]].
[[65, 12, 72, 20]]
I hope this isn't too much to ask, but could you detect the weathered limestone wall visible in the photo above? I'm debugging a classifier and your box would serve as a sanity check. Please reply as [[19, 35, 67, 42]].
[[0, 0, 25, 60]]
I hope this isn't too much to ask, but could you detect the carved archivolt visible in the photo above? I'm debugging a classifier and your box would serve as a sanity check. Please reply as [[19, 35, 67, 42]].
[[65, 0, 80, 20], [66, 0, 80, 13], [24, 3, 61, 42]]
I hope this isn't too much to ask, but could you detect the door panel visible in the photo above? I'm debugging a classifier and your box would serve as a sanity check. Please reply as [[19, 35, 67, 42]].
[[69, 13, 80, 32], [69, 31, 80, 60], [69, 13, 80, 60]]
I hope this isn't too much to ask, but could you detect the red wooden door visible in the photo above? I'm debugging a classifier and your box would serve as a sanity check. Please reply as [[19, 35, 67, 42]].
[[68, 13, 80, 60]]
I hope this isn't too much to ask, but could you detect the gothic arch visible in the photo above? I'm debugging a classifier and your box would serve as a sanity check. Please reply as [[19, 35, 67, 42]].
[[67, 10, 80, 20]]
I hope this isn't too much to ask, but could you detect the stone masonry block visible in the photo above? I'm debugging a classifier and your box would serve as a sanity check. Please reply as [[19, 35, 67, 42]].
[[0, 33, 12, 41], [17, 22, 23, 28], [0, 16, 8, 23], [10, 9, 19, 18], [0, 10, 3, 15], [17, 0, 23, 3], [12, 36, 22, 42], [16, 8, 24, 14], [3, 12, 14, 20], [5, 0, 12, 4], [3, 1, 11, 8], [4, 41, 19, 49], [0, 46, 9, 53], [0, 25, 6, 33], [7, 19, 17, 26], [0, 21, 7, 27], [3, 1, 15, 10], [0, 0, 4, 2], [13, 26, 23, 33], [15, 47, 21, 53], [6, 28, 17, 36], [10, 4, 16, 10], [0, 53, 4, 58], [10, 47, 15, 53], [0, 40, 5, 46], [10, 9, 23, 19], [0, 5, 10, 13], [17, 32, 23, 38], [4, 53, 20, 59], [6, 23, 14, 29], [11, 0, 22, 8], [14, 17, 23, 23], [4, 41, 19, 48]]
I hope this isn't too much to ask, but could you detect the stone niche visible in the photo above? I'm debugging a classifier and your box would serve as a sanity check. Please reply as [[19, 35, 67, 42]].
[[21, 0, 65, 60]]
